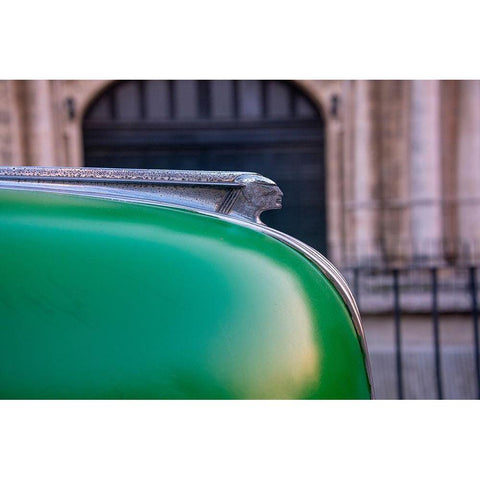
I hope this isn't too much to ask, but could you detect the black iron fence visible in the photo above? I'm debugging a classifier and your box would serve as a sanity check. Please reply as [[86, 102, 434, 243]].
[[343, 265, 480, 399]]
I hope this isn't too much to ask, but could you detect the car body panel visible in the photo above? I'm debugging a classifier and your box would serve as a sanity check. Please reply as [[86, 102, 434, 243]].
[[0, 188, 371, 399]]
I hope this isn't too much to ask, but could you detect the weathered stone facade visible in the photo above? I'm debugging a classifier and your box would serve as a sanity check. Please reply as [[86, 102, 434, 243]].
[[1, 80, 479, 267]]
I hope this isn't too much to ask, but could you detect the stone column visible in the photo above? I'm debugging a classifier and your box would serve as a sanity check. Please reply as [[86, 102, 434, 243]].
[[409, 80, 443, 262], [341, 81, 355, 266], [351, 80, 380, 265], [325, 120, 344, 265], [0, 81, 25, 166], [440, 81, 460, 263], [457, 80, 480, 261], [378, 80, 410, 265], [20, 80, 57, 166]]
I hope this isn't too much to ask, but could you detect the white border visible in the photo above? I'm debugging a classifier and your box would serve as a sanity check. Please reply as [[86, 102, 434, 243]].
[[1, 1, 480, 78], [0, 401, 478, 480]]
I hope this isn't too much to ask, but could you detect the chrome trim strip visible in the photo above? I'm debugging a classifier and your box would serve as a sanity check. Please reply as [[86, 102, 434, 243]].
[[0, 168, 373, 397]]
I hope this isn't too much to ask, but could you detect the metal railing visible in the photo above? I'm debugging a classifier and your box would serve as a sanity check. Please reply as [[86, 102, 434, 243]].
[[343, 265, 480, 399]]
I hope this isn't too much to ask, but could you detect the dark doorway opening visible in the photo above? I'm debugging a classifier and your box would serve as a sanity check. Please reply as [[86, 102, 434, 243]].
[[83, 80, 326, 253]]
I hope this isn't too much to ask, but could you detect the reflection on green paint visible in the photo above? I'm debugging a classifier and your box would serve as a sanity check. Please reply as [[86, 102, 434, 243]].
[[0, 189, 370, 399]]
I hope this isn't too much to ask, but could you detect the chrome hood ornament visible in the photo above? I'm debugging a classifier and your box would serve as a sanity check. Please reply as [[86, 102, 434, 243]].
[[0, 166, 283, 224]]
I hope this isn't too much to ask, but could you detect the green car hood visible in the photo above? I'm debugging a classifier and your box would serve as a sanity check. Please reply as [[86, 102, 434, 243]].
[[0, 178, 371, 399]]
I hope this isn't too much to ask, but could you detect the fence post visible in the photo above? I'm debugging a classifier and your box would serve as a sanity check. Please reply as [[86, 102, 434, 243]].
[[431, 267, 443, 399], [469, 266, 480, 399], [353, 267, 361, 311], [392, 268, 404, 399]]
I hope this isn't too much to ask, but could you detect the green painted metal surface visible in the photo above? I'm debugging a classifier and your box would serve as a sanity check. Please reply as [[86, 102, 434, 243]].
[[0, 189, 370, 399]]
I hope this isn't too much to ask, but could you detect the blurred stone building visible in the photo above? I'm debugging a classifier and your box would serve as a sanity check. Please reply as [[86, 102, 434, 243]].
[[1, 80, 479, 267]]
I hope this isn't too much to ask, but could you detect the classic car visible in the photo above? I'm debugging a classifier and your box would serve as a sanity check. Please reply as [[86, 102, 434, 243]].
[[0, 166, 372, 399]]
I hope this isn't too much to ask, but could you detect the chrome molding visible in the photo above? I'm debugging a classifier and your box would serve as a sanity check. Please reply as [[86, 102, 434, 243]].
[[0, 166, 373, 396]]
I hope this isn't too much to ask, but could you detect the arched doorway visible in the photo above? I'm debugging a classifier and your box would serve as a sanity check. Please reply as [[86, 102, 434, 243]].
[[82, 80, 326, 252]]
